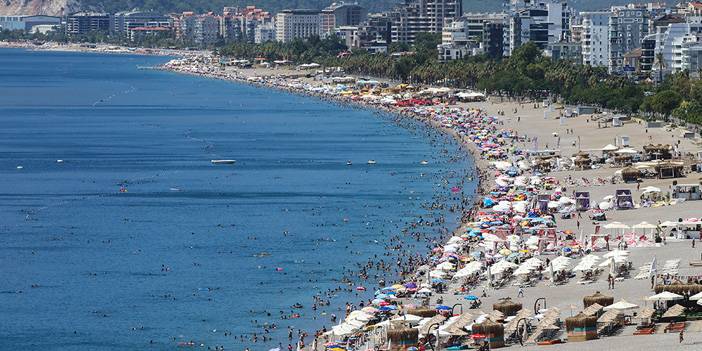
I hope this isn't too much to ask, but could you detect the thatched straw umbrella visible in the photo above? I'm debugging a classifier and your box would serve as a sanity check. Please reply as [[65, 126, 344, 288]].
[[654, 284, 702, 296], [583, 291, 614, 308], [621, 167, 640, 182], [565, 313, 598, 342], [472, 318, 505, 348], [406, 307, 437, 318], [387, 327, 419, 351], [582, 303, 604, 317], [574, 157, 591, 170], [493, 298, 522, 317]]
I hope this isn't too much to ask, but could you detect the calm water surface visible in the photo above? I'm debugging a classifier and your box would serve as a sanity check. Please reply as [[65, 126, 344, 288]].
[[0, 49, 475, 350]]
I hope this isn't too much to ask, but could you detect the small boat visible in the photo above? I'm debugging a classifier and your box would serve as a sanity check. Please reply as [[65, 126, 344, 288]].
[[346, 160, 352, 166], [211, 159, 236, 165], [420, 160, 429, 165], [367, 160, 376, 165], [56, 159, 64, 163], [16, 165, 23, 170]]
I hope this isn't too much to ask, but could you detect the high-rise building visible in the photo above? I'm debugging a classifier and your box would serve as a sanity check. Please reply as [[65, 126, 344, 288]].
[[608, 4, 650, 74], [255, 23, 276, 43], [172, 12, 220, 46], [507, 0, 570, 55], [192, 13, 221, 46], [681, 41, 702, 78], [321, 2, 368, 33], [65, 12, 110, 35], [581, 11, 611, 67], [275, 9, 322, 43], [390, 0, 462, 44], [437, 13, 507, 61], [112, 11, 171, 35]]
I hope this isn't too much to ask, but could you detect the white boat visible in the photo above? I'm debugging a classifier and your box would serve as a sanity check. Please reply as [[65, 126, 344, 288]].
[[56, 159, 64, 163], [367, 160, 376, 165], [16, 165, 23, 170], [211, 159, 236, 165], [420, 160, 429, 165], [346, 161, 352, 166]]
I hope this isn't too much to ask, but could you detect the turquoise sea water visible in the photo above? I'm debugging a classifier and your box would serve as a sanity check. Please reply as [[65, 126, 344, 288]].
[[0, 49, 475, 350]]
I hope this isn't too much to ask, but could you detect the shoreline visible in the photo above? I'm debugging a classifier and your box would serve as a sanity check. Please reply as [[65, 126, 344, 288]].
[[157, 56, 494, 349], [8, 43, 702, 350]]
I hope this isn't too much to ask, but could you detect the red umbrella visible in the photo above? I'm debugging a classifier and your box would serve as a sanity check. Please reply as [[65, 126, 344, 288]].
[[470, 334, 486, 339]]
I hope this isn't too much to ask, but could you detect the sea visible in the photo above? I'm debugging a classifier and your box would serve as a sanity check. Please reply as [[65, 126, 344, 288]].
[[0, 48, 475, 350]]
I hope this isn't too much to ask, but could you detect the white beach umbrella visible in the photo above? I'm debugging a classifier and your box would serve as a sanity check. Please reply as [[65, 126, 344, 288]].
[[581, 254, 601, 262], [660, 221, 679, 227], [641, 186, 661, 194], [572, 260, 595, 272], [603, 299, 639, 311], [491, 260, 518, 274], [603, 222, 630, 229], [513, 266, 533, 276], [632, 221, 657, 229], [602, 144, 619, 151], [647, 291, 684, 301], [436, 261, 455, 271], [603, 250, 629, 258], [447, 236, 464, 245], [615, 148, 638, 154], [690, 291, 702, 301]]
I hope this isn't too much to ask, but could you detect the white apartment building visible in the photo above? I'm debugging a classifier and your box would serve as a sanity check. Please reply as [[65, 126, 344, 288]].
[[652, 23, 698, 76], [275, 9, 322, 43], [581, 11, 611, 67]]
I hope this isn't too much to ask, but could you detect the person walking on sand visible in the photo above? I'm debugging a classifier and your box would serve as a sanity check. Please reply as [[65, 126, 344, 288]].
[[517, 287, 524, 298], [679, 329, 684, 343]]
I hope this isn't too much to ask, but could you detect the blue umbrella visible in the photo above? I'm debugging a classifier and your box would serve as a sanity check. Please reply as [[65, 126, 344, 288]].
[[464, 295, 479, 301], [375, 293, 388, 299], [436, 305, 452, 311], [431, 278, 444, 284], [379, 305, 396, 311]]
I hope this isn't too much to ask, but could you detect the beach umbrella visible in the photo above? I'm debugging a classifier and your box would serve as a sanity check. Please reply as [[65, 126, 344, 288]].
[[603, 299, 638, 311], [660, 221, 679, 227], [436, 305, 452, 311], [647, 291, 684, 301], [641, 186, 661, 194], [603, 222, 629, 229], [379, 306, 397, 312], [690, 291, 702, 301], [464, 295, 479, 301], [698, 300, 702, 306], [470, 333, 487, 339], [404, 282, 418, 289], [633, 221, 657, 229], [603, 250, 629, 258]]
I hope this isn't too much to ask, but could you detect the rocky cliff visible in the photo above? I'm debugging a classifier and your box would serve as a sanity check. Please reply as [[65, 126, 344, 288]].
[[0, 0, 76, 16]]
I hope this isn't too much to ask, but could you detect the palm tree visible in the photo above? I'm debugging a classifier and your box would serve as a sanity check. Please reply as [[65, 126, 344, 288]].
[[654, 52, 665, 84]]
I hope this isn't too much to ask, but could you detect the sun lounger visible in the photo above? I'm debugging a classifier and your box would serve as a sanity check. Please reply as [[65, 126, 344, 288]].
[[664, 322, 685, 333], [633, 327, 655, 335]]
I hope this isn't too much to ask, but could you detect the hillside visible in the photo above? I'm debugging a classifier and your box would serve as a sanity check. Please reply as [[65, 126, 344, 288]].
[[0, 0, 671, 17], [0, 0, 76, 16]]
